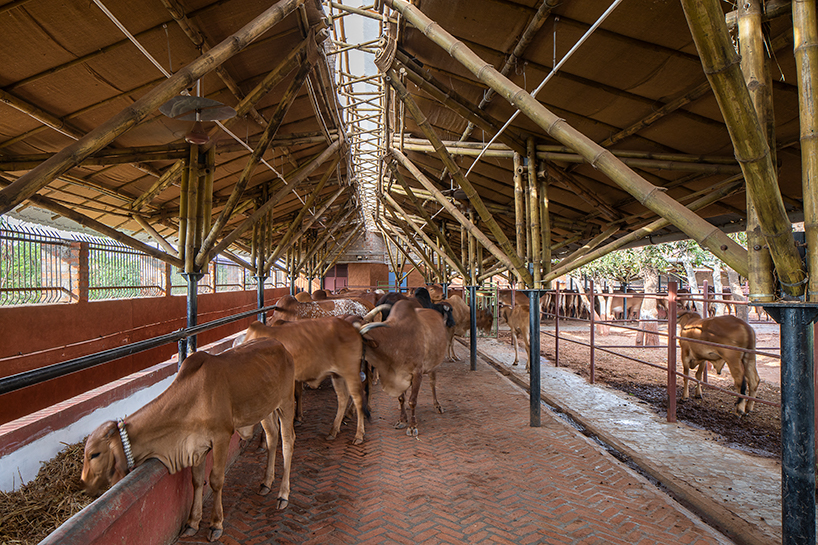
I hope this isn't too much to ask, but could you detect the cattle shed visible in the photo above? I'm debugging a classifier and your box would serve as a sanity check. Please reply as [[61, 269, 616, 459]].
[[0, 0, 817, 543]]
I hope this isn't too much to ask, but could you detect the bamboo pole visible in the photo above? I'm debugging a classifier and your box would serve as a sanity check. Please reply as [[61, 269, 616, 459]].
[[388, 164, 468, 278], [131, 160, 185, 211], [540, 176, 552, 284], [513, 152, 524, 286], [739, 0, 777, 303], [197, 59, 314, 267], [384, 203, 442, 280], [177, 156, 190, 264], [185, 145, 201, 273], [554, 225, 620, 271], [265, 166, 343, 272], [385, 0, 749, 280], [320, 226, 364, 278], [378, 220, 424, 274], [380, 191, 464, 279], [296, 207, 357, 273], [0, 0, 306, 216], [202, 147, 215, 237], [679, 0, 805, 296], [793, 0, 818, 301], [202, 138, 341, 264], [392, 147, 529, 283], [528, 138, 541, 288], [387, 69, 534, 286], [544, 180, 744, 282], [132, 214, 178, 256]]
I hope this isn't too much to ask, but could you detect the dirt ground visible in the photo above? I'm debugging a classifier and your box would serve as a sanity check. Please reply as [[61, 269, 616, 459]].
[[497, 319, 782, 459]]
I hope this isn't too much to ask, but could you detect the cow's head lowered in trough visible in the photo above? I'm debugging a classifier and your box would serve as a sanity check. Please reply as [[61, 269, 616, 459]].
[[81, 420, 129, 496]]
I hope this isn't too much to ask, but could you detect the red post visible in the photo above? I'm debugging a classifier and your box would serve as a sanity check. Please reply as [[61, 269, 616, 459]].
[[554, 282, 560, 367], [667, 281, 677, 422], [589, 279, 595, 384]]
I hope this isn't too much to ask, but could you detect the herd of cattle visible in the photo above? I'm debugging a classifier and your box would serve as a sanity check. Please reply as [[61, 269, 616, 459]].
[[79, 284, 761, 541]]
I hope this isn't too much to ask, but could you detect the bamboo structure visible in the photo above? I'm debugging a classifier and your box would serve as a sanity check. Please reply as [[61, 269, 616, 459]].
[[527, 138, 541, 288], [738, 0, 777, 302], [793, 0, 818, 302], [385, 0, 749, 279], [514, 151, 525, 286], [386, 68, 533, 286], [0, 0, 307, 216], [680, 0, 805, 297]]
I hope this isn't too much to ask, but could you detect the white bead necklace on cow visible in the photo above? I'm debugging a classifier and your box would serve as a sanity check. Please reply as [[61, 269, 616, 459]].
[[117, 418, 135, 471]]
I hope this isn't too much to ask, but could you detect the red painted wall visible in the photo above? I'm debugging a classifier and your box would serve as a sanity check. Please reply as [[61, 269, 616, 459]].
[[0, 288, 287, 425]]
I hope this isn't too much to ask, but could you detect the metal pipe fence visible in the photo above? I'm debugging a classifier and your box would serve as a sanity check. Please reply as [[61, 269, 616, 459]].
[[0, 222, 73, 305], [537, 281, 781, 421]]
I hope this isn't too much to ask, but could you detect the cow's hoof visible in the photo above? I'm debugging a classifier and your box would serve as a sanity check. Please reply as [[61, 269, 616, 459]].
[[394, 421, 407, 429], [352, 436, 364, 445], [276, 497, 289, 509], [434, 405, 445, 414], [181, 525, 198, 537], [208, 527, 223, 542], [406, 427, 419, 437], [325, 432, 338, 441], [511, 362, 518, 367], [258, 484, 271, 496]]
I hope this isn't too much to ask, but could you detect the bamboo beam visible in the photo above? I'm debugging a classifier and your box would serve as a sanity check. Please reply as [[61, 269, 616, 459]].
[[296, 207, 357, 273], [386, 0, 749, 280], [554, 225, 620, 270], [793, 0, 818, 301], [203, 138, 341, 264], [391, 148, 527, 284], [544, 180, 744, 282], [0, 179, 183, 268], [387, 69, 533, 286], [389, 164, 468, 278], [739, 0, 777, 303], [528, 138, 542, 288], [0, 0, 306, 217], [726, 0, 792, 28], [184, 145, 201, 273], [132, 214, 178, 256], [197, 59, 313, 268], [380, 191, 464, 279], [680, 0, 805, 296], [264, 162, 342, 271], [383, 203, 441, 280], [320, 226, 364, 278], [514, 151, 525, 282], [378, 220, 425, 275]]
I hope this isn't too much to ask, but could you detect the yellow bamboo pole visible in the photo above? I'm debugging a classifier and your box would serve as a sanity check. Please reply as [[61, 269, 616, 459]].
[[739, 0, 777, 302], [679, 0, 805, 297], [793, 0, 818, 301], [514, 152, 525, 274], [385, 0, 749, 280], [528, 138, 541, 288]]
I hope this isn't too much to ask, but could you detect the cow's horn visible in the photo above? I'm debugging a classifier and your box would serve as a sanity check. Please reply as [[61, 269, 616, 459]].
[[358, 322, 390, 335], [363, 303, 392, 322]]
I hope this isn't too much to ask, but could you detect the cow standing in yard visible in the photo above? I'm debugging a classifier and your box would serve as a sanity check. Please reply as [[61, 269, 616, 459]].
[[81, 338, 296, 542], [359, 299, 449, 436], [677, 311, 759, 415], [499, 301, 531, 372]]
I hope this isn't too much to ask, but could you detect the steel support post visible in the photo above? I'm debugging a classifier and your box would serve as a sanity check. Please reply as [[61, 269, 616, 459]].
[[468, 285, 477, 371], [182, 272, 203, 356], [527, 289, 541, 427], [256, 275, 267, 323], [442, 282, 449, 298], [760, 302, 818, 545]]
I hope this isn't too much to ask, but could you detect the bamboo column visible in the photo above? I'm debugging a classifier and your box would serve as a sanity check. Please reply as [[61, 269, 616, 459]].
[[385, 0, 749, 279], [184, 145, 201, 273], [0, 0, 307, 216], [679, 0, 805, 297], [527, 138, 541, 288], [739, 0, 777, 302], [514, 152, 525, 278], [540, 176, 552, 285], [793, 0, 818, 302], [386, 69, 534, 286]]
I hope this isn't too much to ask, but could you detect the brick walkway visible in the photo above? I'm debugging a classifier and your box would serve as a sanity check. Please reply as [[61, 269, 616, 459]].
[[176, 355, 730, 545]]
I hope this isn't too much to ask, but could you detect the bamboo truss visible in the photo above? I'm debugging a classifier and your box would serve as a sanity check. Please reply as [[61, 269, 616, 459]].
[[385, 0, 750, 280]]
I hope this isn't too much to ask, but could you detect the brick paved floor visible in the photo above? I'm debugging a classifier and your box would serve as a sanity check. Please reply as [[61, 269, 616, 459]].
[[176, 355, 731, 545]]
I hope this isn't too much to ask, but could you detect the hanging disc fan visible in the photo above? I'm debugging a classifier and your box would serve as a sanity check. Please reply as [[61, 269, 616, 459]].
[[159, 96, 237, 145]]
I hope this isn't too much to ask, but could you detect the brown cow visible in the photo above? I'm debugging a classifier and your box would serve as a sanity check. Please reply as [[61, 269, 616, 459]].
[[295, 291, 313, 302], [359, 299, 449, 436], [81, 338, 295, 542], [499, 302, 531, 372], [241, 317, 371, 445], [677, 311, 759, 415], [443, 294, 493, 361], [272, 294, 373, 322]]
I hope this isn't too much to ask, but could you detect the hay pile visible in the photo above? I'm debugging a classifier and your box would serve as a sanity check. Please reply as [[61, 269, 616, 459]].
[[0, 441, 93, 544]]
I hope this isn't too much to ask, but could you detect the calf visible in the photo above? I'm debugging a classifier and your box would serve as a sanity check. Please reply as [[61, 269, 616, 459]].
[[677, 311, 759, 415], [81, 338, 295, 542], [242, 317, 371, 444], [499, 302, 531, 372], [359, 299, 449, 436]]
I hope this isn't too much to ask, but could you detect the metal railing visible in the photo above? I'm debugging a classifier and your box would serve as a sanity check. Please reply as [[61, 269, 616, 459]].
[[0, 222, 73, 305], [89, 239, 166, 300]]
